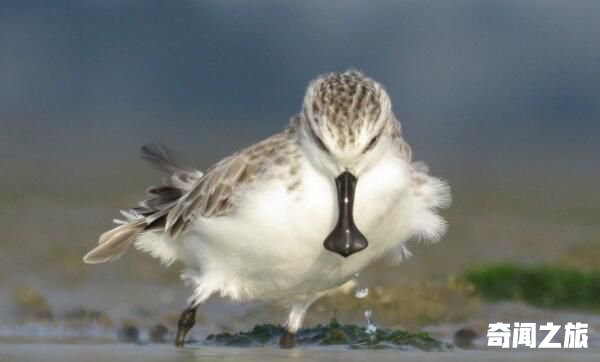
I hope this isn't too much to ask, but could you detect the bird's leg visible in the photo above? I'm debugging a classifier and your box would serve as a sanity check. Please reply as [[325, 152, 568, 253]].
[[279, 329, 295, 349], [280, 301, 312, 349], [174, 303, 198, 347]]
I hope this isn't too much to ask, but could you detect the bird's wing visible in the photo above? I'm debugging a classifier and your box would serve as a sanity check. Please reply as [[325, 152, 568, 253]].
[[140, 144, 204, 191], [165, 131, 294, 237], [389, 117, 412, 162], [83, 144, 203, 263]]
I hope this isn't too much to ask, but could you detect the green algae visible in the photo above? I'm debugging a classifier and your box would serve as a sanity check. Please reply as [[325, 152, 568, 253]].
[[464, 263, 600, 310], [205, 319, 450, 350]]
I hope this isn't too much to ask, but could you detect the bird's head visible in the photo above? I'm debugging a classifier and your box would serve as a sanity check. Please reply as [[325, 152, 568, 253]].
[[297, 70, 398, 258], [299, 70, 394, 177]]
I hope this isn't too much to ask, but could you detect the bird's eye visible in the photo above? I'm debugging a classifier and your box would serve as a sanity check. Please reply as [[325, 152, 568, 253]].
[[306, 119, 330, 154], [313, 134, 329, 153], [364, 135, 379, 153]]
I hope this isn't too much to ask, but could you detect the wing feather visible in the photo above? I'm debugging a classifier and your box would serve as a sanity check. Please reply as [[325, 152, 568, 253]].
[[83, 144, 204, 264], [164, 131, 293, 237], [84, 128, 299, 263]]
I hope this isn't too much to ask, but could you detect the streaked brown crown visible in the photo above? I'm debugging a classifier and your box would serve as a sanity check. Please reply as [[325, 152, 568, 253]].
[[303, 70, 390, 151]]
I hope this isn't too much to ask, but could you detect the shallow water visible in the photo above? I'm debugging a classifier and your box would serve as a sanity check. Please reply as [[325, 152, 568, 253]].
[[2, 177, 600, 361], [1, 344, 599, 362]]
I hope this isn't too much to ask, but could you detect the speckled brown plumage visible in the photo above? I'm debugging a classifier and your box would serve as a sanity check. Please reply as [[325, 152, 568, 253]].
[[91, 70, 412, 244], [303, 70, 388, 150], [164, 128, 303, 236]]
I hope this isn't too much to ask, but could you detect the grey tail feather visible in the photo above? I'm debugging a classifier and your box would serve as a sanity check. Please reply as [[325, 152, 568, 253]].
[[140, 143, 183, 175], [83, 222, 144, 264], [84, 144, 200, 265]]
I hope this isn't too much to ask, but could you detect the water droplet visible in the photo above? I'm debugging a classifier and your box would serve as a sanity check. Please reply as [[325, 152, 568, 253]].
[[354, 287, 369, 299], [364, 309, 377, 335]]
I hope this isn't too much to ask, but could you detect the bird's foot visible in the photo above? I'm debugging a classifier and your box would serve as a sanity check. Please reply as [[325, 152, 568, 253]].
[[174, 305, 198, 347], [279, 330, 295, 349]]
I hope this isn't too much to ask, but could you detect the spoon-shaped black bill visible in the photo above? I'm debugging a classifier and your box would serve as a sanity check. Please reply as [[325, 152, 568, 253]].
[[323, 171, 369, 257]]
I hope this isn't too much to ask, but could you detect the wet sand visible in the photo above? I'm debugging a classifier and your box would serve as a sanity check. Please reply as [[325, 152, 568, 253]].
[[2, 167, 599, 362], [1, 344, 599, 362]]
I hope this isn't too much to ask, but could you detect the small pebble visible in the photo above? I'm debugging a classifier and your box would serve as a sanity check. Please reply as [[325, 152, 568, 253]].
[[13, 287, 53, 321], [118, 325, 140, 343], [454, 327, 478, 349], [149, 324, 169, 343]]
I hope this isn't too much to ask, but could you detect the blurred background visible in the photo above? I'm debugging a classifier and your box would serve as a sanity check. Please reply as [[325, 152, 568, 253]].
[[1, 0, 599, 347]]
